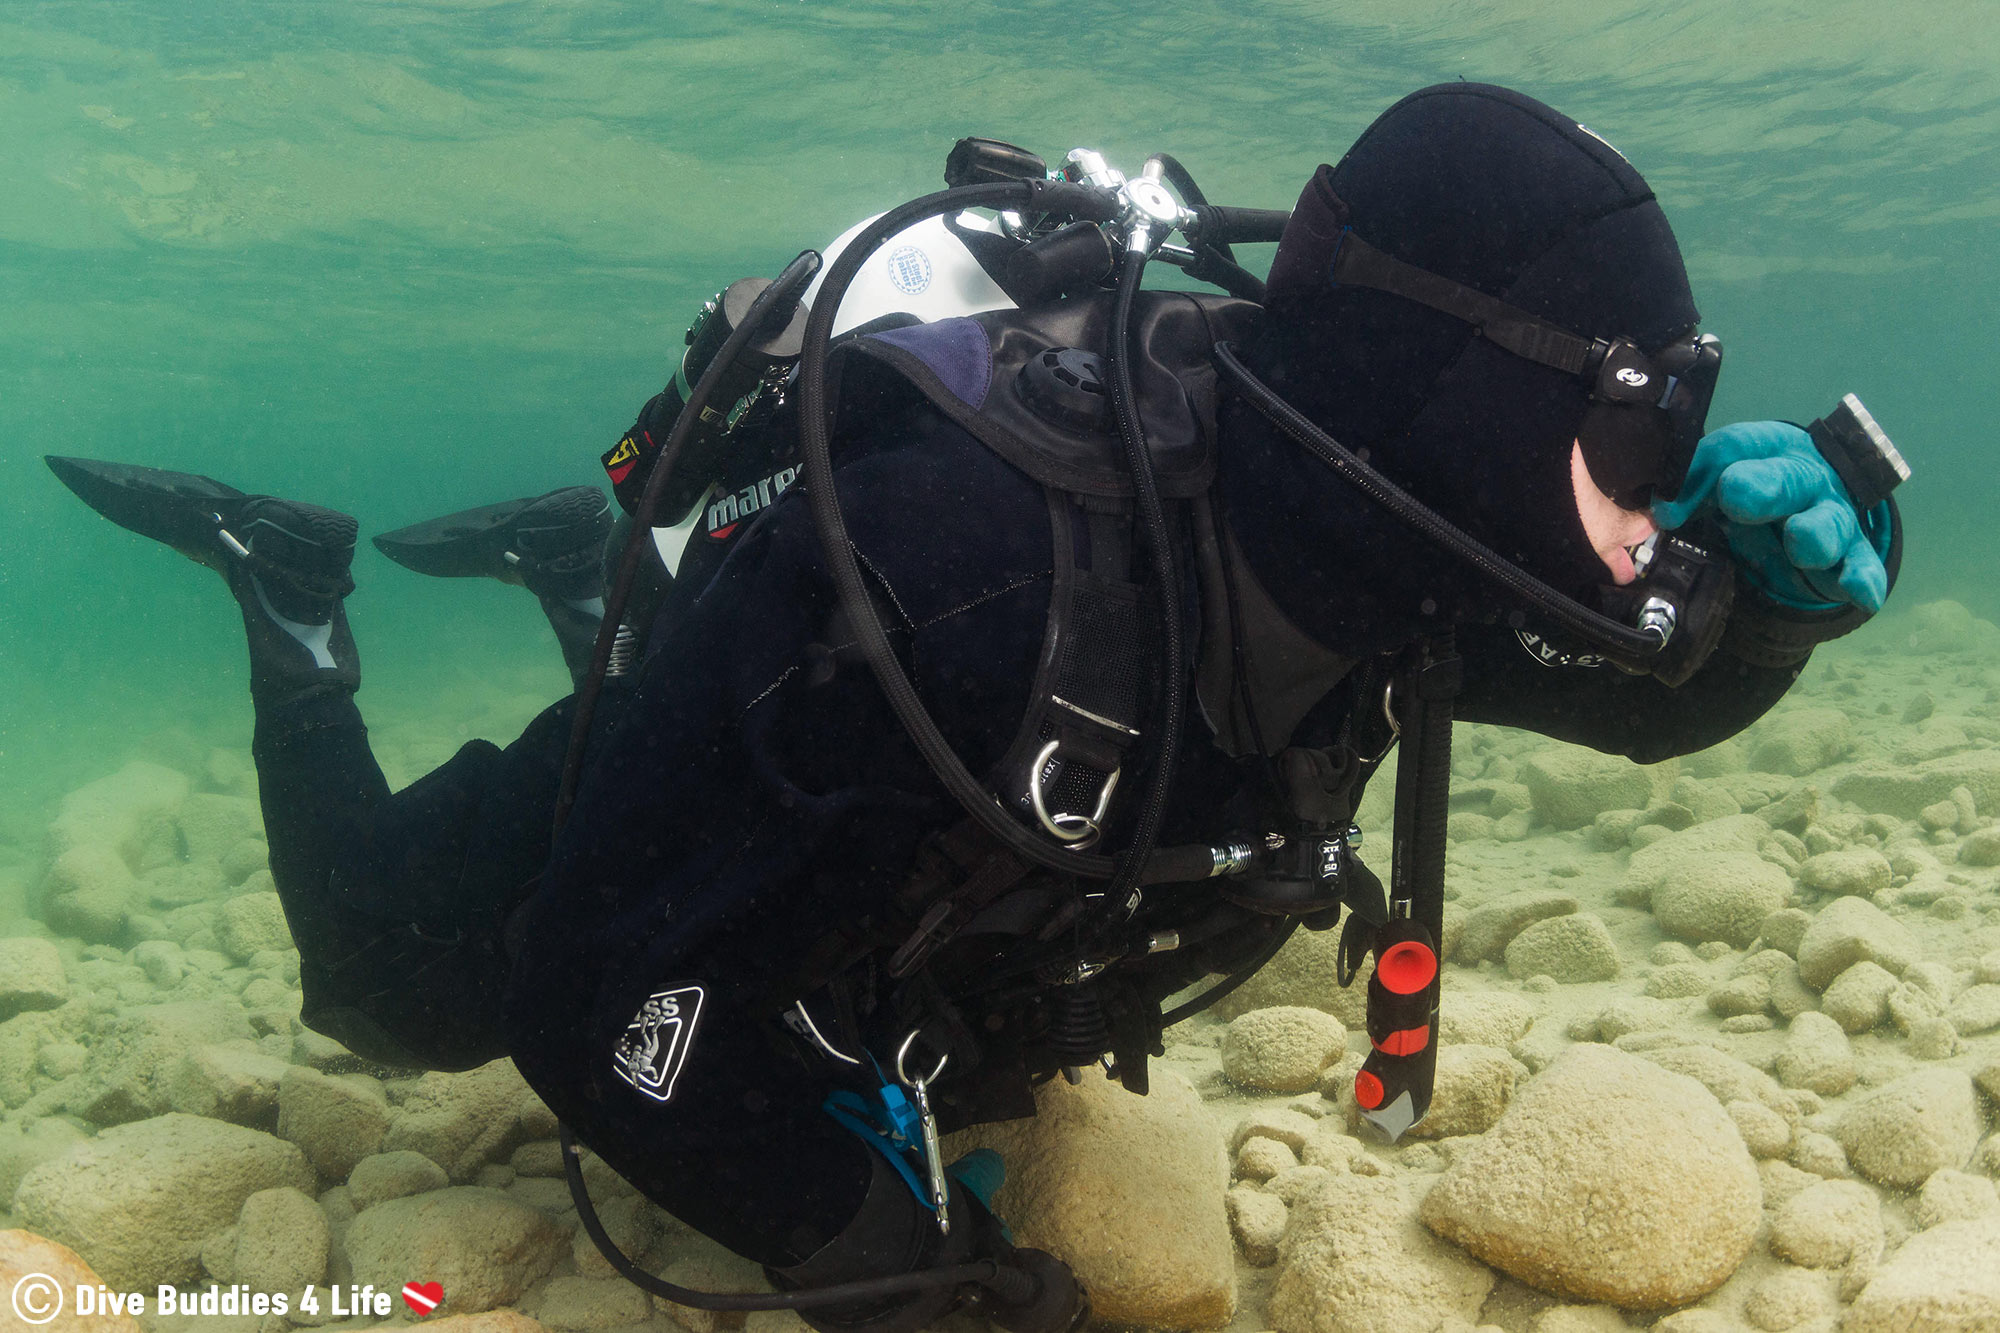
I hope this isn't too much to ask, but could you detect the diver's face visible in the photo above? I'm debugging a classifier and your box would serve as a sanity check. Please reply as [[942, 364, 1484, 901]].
[[1570, 440, 1658, 584]]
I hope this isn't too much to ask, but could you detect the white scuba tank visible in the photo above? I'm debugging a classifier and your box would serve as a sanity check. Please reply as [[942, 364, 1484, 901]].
[[803, 210, 1017, 334], [651, 211, 1018, 573]]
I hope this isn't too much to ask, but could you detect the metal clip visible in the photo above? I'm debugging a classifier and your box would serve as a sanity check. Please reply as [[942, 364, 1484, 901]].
[[894, 1030, 953, 1235], [1028, 739, 1120, 849]]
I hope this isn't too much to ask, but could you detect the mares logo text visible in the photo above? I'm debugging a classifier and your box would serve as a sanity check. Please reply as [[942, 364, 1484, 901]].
[[706, 466, 799, 541], [612, 984, 706, 1103]]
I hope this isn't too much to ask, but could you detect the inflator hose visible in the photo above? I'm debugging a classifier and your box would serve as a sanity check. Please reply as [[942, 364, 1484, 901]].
[[794, 180, 1145, 882], [558, 1125, 1032, 1310], [1102, 247, 1184, 909], [554, 250, 825, 832], [1212, 340, 1668, 663]]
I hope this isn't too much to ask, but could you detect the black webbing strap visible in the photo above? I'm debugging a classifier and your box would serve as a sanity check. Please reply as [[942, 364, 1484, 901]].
[[887, 822, 1038, 979], [996, 493, 1153, 850], [1330, 232, 1598, 378]]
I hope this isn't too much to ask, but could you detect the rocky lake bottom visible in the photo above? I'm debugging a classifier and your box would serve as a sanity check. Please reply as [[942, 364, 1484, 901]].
[[2, 597, 1998, 1333]]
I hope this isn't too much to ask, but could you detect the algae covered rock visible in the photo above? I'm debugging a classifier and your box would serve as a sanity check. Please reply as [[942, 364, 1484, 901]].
[[348, 1149, 451, 1210], [165, 1039, 291, 1124], [1820, 960, 1899, 1033], [1504, 913, 1620, 983], [1844, 1211, 2000, 1332], [1833, 748, 2000, 820], [1455, 891, 1579, 964], [1438, 990, 1538, 1047], [1835, 1067, 1984, 1187], [39, 846, 136, 944], [1418, 1044, 1760, 1308], [380, 1060, 549, 1183], [1520, 748, 1655, 829], [1649, 853, 1793, 948], [1798, 847, 1892, 897], [1796, 897, 1918, 990], [1749, 708, 1851, 776], [953, 1065, 1234, 1329], [0, 937, 69, 1020], [1225, 1187, 1286, 1267], [231, 1186, 328, 1293], [12, 1112, 313, 1289], [1914, 1169, 2000, 1228], [278, 1065, 390, 1179], [1209, 923, 1370, 1029], [1221, 1007, 1346, 1093], [1271, 1171, 1494, 1333], [1407, 1044, 1521, 1139], [1775, 1011, 1855, 1096], [75, 998, 255, 1125], [1743, 1267, 1834, 1331], [1767, 1178, 1882, 1268], [47, 761, 191, 862], [216, 891, 294, 962], [344, 1187, 565, 1315]]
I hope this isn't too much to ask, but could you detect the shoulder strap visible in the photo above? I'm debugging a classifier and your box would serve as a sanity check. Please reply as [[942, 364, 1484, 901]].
[[830, 291, 1260, 499]]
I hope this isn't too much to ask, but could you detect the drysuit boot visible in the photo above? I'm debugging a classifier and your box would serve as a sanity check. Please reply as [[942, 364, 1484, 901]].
[[772, 1154, 1086, 1333], [45, 457, 361, 710], [372, 486, 616, 689]]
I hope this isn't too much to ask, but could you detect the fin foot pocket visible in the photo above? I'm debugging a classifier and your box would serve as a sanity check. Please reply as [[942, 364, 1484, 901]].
[[374, 485, 610, 600]]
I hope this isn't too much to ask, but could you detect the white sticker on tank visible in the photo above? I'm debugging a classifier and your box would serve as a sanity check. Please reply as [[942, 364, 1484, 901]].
[[885, 245, 934, 295]]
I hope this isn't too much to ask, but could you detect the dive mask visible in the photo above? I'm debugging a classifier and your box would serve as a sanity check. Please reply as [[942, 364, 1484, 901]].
[[1317, 226, 1722, 512], [1575, 331, 1722, 509]]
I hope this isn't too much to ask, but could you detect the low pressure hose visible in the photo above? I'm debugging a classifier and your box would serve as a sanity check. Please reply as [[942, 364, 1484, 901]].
[[553, 250, 825, 833], [558, 1125, 1035, 1311], [1212, 340, 1667, 662], [794, 179, 1139, 883], [1103, 246, 1183, 907]]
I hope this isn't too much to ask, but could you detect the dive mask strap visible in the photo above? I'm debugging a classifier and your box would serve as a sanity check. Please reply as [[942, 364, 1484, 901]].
[[1329, 230, 1598, 376]]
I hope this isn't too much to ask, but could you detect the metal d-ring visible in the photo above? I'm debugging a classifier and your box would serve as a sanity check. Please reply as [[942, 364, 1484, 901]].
[[1028, 739, 1121, 849], [894, 1027, 950, 1089], [1362, 680, 1403, 764]]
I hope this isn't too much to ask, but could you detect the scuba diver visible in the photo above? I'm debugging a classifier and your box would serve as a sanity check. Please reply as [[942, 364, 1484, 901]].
[[47, 83, 1906, 1333]]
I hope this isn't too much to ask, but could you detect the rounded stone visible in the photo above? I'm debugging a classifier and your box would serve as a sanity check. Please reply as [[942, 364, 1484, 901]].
[[1796, 898, 1918, 991], [348, 1150, 451, 1211], [1799, 848, 1893, 897], [1504, 913, 1621, 983], [1835, 1068, 1983, 1187], [1775, 1011, 1856, 1097], [1418, 1044, 1760, 1308], [1221, 1007, 1347, 1094], [1769, 1179, 1882, 1268], [1744, 1266, 1833, 1331], [1652, 854, 1793, 949], [1820, 960, 1898, 1033], [1844, 1212, 2000, 1332]]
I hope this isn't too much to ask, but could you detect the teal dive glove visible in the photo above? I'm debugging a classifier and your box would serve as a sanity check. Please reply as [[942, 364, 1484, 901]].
[[1652, 420, 1892, 613]]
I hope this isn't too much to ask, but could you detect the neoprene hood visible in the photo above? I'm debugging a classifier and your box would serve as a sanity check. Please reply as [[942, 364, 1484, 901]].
[[1243, 82, 1702, 601]]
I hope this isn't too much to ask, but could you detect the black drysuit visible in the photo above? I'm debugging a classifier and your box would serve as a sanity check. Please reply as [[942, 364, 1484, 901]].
[[251, 312, 1814, 1271]]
